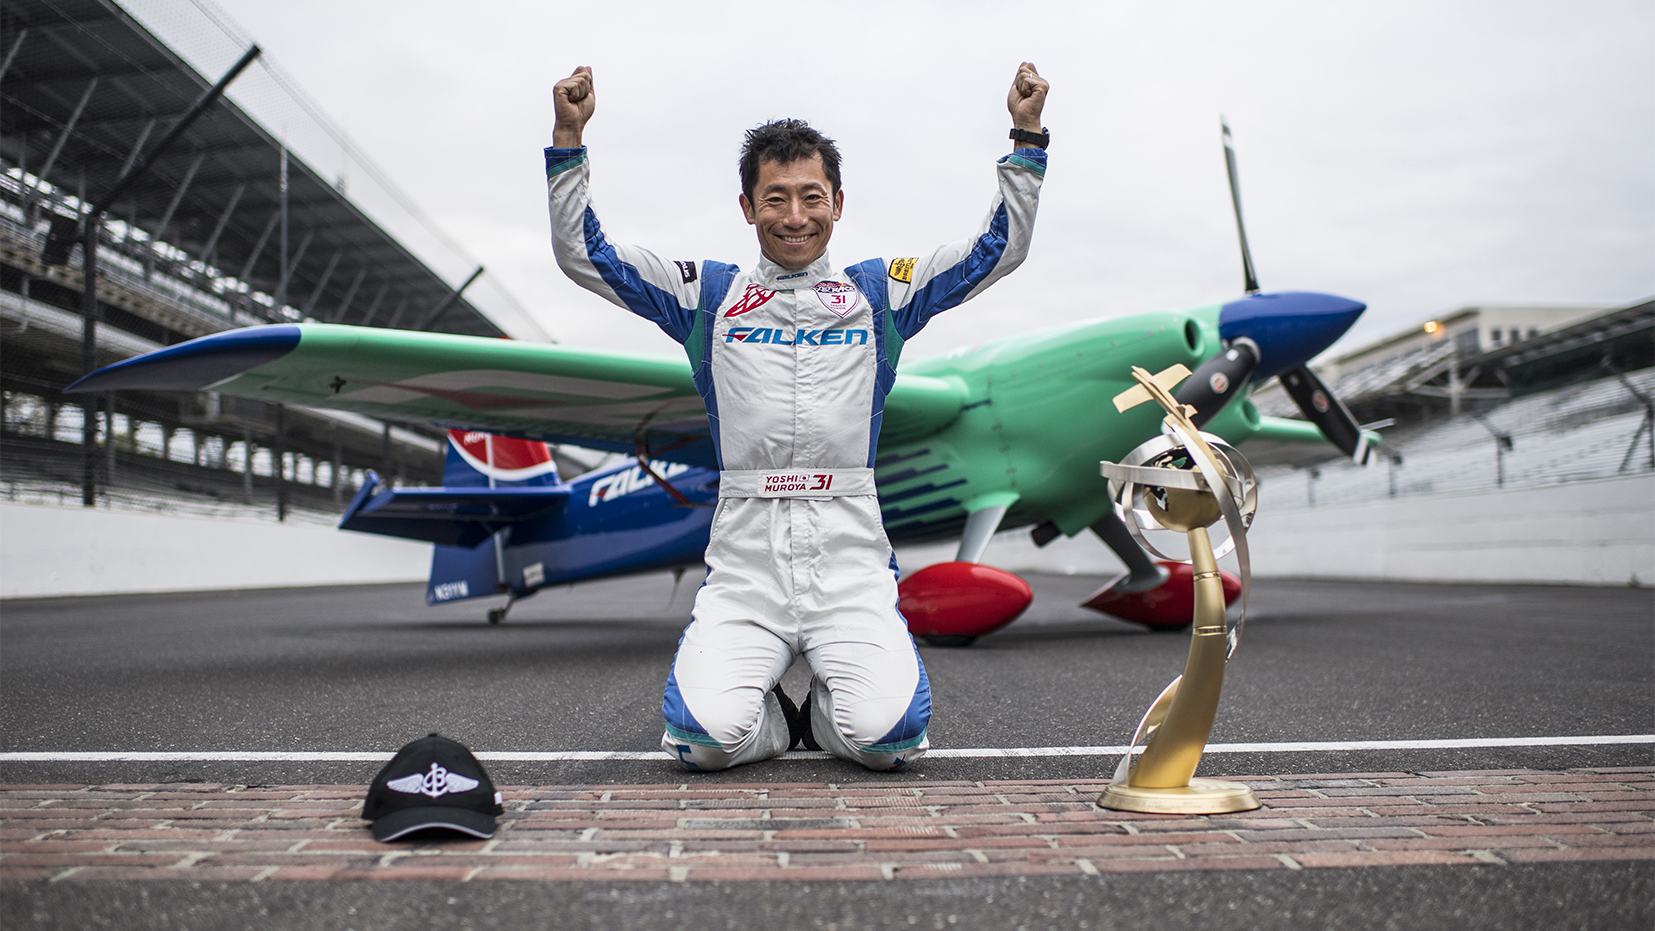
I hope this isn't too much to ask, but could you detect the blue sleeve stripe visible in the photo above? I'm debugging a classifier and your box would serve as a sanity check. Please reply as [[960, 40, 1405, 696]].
[[544, 146, 587, 178], [847, 260, 895, 467], [581, 207, 695, 344], [691, 262, 739, 470], [893, 202, 1011, 339]]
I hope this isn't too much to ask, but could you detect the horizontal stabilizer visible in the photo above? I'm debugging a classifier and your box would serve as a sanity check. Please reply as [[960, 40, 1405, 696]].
[[338, 471, 570, 547]]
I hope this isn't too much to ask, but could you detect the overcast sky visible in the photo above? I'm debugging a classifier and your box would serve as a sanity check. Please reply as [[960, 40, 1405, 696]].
[[204, 0, 1653, 358]]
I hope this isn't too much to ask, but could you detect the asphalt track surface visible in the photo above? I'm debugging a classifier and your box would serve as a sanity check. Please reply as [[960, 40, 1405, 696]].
[[3, 574, 1652, 929]]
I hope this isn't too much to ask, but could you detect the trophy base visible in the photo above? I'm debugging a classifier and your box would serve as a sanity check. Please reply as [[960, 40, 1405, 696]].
[[1097, 778, 1261, 814]]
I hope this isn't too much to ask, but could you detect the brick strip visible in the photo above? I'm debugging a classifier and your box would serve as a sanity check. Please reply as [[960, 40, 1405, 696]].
[[1, 768, 1649, 882]]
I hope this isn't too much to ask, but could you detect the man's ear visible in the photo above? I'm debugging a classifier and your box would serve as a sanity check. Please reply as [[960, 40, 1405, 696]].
[[739, 193, 756, 226], [832, 189, 843, 222]]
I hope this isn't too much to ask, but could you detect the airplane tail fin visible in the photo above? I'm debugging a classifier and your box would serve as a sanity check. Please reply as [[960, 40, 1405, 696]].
[[444, 429, 561, 488]]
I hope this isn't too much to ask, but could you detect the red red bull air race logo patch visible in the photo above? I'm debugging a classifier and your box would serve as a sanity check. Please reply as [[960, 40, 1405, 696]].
[[723, 284, 776, 318]]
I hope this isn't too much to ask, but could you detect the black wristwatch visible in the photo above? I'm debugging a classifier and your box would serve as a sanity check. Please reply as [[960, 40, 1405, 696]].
[[1009, 127, 1050, 149]]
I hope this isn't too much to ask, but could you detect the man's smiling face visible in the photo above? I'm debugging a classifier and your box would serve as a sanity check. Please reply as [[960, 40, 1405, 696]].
[[740, 153, 843, 271]]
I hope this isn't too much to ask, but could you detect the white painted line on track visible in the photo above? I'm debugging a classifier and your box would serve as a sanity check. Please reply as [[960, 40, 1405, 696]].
[[2, 735, 1650, 763]]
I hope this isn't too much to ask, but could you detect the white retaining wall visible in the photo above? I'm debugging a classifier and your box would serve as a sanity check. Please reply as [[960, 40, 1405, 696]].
[[896, 473, 1654, 587], [6, 473, 1649, 599], [0, 503, 429, 599]]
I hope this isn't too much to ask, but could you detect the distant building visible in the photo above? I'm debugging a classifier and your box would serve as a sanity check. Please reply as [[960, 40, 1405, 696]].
[[1317, 305, 1609, 387]]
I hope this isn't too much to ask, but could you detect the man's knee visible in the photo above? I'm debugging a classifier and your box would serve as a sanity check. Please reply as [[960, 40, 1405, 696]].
[[662, 674, 785, 771], [815, 658, 931, 757]]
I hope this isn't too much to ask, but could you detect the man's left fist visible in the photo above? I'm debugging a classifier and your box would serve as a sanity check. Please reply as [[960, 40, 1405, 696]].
[[1008, 62, 1049, 131]]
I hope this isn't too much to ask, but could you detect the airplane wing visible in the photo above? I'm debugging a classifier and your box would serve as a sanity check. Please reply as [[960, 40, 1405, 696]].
[[1251, 414, 1382, 449], [66, 323, 968, 465]]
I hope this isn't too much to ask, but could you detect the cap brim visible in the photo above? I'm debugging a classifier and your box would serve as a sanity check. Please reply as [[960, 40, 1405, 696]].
[[370, 805, 496, 842]]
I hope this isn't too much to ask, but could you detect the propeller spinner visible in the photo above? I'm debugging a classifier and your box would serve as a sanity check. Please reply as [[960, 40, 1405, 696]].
[[1175, 119, 1372, 464]]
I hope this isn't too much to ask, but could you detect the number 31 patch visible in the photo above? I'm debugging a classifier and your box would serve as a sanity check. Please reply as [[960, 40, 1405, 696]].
[[813, 281, 859, 317]]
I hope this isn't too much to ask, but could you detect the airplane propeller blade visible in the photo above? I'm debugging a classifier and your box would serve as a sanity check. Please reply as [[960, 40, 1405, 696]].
[[1176, 337, 1259, 428], [1279, 365, 1372, 464], [1222, 118, 1260, 295]]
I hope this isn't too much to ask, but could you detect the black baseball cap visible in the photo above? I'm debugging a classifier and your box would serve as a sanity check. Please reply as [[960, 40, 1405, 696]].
[[362, 733, 504, 842]]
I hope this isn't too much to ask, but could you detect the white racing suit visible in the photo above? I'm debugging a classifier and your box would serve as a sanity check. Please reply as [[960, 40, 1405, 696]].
[[546, 144, 1046, 770]]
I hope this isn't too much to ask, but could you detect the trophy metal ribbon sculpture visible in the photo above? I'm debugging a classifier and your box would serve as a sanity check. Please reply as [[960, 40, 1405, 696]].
[[1097, 364, 1262, 814]]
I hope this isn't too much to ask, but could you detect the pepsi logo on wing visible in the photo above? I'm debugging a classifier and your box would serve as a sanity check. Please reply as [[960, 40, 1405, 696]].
[[448, 430, 559, 483]]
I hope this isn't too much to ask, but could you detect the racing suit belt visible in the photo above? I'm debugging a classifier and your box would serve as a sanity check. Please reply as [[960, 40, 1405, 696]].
[[717, 468, 876, 499]]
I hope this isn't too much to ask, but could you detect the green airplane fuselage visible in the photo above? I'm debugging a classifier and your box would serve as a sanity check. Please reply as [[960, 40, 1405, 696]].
[[876, 303, 1261, 545]]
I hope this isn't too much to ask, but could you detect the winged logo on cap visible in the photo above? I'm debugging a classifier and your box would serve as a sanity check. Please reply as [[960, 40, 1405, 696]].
[[387, 762, 480, 798]]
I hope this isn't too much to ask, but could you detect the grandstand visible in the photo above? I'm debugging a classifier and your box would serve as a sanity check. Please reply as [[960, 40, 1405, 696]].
[[0, 0, 535, 524]]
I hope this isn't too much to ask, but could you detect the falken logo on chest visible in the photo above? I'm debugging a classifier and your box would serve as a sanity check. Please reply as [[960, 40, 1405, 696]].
[[723, 284, 776, 317], [813, 281, 859, 317], [725, 327, 869, 346]]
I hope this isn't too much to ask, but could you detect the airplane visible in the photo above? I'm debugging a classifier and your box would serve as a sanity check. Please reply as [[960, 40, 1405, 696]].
[[65, 121, 1374, 645]]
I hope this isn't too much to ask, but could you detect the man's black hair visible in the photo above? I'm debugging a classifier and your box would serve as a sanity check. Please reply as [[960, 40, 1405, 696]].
[[740, 119, 842, 203]]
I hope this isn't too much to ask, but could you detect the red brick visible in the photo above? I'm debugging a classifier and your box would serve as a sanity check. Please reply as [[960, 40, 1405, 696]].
[[772, 828, 944, 840], [331, 866, 475, 881], [864, 837, 1050, 852], [1366, 837, 1559, 851], [1554, 834, 1655, 848], [1420, 823, 1602, 837], [200, 853, 379, 867], [0, 853, 184, 868], [1052, 832, 1237, 847], [263, 866, 346, 880], [1529, 802, 1655, 813], [1504, 847, 1655, 863], [63, 866, 266, 881], [53, 828, 226, 841], [893, 861, 1084, 879], [1480, 812, 1654, 825], [954, 824, 1123, 839], [1, 840, 116, 853], [1182, 841, 1363, 856], [1294, 851, 1481, 868], [694, 865, 886, 882], [0, 868, 55, 881], [1276, 773, 1412, 781], [1, 809, 103, 820], [1415, 770, 1543, 778], [591, 829, 764, 841], [1090, 856, 1283, 873], [1301, 817, 1466, 828], [1366, 805, 1533, 817], [1372, 777, 1522, 787]]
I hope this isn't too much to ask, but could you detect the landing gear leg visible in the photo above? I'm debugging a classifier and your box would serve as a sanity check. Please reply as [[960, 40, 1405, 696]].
[[487, 597, 515, 625], [1091, 512, 1170, 593]]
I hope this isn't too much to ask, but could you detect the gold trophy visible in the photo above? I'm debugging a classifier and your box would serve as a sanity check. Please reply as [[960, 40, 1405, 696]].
[[1096, 365, 1261, 814]]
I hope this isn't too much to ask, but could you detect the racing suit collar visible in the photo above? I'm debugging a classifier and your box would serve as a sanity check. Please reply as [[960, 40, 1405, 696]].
[[753, 253, 836, 291]]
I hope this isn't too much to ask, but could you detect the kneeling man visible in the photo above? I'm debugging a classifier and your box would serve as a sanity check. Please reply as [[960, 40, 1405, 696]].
[[546, 63, 1049, 771]]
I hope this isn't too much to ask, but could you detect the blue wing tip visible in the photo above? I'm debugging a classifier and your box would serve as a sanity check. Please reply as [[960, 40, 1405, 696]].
[[65, 324, 302, 394]]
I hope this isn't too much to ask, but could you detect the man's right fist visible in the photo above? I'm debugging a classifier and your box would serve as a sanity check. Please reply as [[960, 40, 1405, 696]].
[[552, 66, 595, 148]]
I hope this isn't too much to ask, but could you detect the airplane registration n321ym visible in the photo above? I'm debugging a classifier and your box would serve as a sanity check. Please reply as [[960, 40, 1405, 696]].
[[67, 123, 1375, 644]]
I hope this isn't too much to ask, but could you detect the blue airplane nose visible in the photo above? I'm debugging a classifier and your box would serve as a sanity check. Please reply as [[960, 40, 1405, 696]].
[[1217, 291, 1366, 382]]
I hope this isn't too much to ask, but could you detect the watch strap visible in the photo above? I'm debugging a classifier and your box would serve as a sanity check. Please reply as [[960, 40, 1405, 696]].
[[1009, 127, 1050, 148]]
